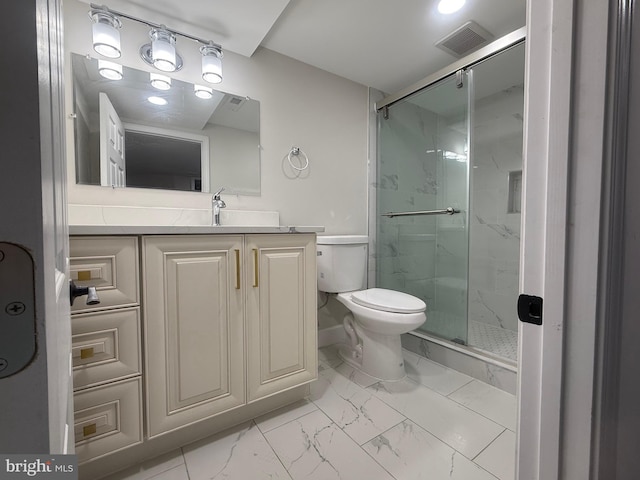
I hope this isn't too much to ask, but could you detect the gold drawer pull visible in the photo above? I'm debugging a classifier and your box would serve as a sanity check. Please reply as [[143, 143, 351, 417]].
[[77, 270, 92, 281], [80, 347, 94, 359], [235, 249, 241, 289], [252, 249, 259, 287], [83, 423, 97, 437]]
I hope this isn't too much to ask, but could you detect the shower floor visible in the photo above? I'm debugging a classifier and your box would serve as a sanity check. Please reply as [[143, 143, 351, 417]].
[[419, 311, 519, 362], [468, 320, 518, 361]]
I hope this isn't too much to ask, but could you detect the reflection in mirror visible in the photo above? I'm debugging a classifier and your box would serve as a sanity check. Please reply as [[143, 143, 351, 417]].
[[71, 53, 261, 194], [125, 128, 205, 191]]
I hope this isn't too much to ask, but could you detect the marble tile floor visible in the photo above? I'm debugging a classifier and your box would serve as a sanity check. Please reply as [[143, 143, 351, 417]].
[[103, 346, 516, 480]]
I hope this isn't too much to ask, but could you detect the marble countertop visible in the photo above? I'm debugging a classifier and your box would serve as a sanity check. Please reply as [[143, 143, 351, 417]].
[[69, 225, 325, 235]]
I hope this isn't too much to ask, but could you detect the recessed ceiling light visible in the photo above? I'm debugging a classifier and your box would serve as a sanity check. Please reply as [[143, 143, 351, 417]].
[[438, 0, 465, 14], [150, 73, 171, 90], [194, 84, 213, 99], [148, 96, 168, 106], [98, 60, 123, 80]]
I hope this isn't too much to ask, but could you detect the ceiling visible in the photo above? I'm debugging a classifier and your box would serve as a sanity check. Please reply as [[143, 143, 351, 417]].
[[83, 0, 526, 94]]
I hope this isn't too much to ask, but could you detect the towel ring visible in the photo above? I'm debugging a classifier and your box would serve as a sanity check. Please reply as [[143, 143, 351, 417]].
[[287, 146, 309, 171]]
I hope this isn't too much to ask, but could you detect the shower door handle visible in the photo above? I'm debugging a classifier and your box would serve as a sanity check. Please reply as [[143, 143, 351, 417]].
[[380, 207, 460, 218]]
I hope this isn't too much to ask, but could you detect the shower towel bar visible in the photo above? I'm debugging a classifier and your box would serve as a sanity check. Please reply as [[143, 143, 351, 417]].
[[381, 207, 459, 218]]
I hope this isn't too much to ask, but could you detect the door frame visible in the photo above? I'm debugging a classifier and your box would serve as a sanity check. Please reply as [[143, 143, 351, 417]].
[[0, 0, 71, 454], [591, 0, 639, 477], [518, 0, 612, 479]]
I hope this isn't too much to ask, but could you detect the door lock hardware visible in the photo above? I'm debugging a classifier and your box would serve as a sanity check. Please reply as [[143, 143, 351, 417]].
[[70, 280, 100, 306], [518, 294, 543, 325]]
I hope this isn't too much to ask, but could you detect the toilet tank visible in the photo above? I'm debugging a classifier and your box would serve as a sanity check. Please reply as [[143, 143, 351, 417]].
[[317, 235, 368, 293]]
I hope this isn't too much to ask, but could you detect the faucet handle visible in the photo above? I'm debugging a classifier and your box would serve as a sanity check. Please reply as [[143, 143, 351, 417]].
[[212, 187, 225, 199]]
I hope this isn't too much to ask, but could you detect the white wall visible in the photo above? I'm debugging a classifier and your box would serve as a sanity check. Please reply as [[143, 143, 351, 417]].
[[64, 0, 369, 233], [205, 124, 260, 194]]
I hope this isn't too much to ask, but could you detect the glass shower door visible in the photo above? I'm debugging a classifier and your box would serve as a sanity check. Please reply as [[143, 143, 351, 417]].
[[376, 73, 470, 343], [465, 43, 524, 360]]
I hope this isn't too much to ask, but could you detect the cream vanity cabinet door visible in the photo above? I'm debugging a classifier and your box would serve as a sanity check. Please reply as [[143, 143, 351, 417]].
[[245, 234, 317, 402], [143, 235, 245, 438]]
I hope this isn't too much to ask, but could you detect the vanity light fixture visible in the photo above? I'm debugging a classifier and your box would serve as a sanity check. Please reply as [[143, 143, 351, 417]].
[[437, 0, 465, 14], [98, 59, 123, 80], [147, 27, 180, 72], [200, 43, 223, 84], [90, 7, 122, 58], [148, 96, 168, 106], [194, 84, 213, 99], [88, 4, 223, 80], [150, 73, 171, 90]]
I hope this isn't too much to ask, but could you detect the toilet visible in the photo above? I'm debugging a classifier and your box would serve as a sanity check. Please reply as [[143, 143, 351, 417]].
[[317, 235, 426, 381]]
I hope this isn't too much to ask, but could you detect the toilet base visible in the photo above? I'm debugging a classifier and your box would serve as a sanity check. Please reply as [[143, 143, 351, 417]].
[[337, 327, 407, 382]]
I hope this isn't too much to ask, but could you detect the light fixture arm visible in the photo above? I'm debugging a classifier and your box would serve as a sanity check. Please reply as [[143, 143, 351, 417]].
[[89, 3, 222, 50]]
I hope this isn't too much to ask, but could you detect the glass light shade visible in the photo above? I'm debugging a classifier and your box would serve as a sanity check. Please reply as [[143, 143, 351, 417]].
[[200, 44, 223, 84], [194, 84, 213, 99], [91, 11, 122, 58], [98, 60, 123, 80], [150, 73, 171, 90], [437, 0, 465, 14], [148, 96, 168, 106], [150, 28, 177, 72]]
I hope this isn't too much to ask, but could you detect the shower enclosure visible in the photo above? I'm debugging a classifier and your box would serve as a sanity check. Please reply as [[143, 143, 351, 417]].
[[375, 36, 525, 363]]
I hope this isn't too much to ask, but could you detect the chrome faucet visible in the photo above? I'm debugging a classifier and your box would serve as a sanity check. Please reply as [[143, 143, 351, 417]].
[[212, 187, 226, 226]]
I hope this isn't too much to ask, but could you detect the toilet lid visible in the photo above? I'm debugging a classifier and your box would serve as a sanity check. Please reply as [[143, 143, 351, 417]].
[[350, 288, 426, 313]]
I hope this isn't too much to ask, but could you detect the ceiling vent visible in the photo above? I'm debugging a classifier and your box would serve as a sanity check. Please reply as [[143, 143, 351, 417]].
[[222, 95, 246, 112], [435, 21, 494, 58]]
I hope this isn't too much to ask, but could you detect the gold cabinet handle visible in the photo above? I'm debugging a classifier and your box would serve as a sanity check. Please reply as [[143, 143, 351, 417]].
[[234, 249, 241, 289], [80, 347, 95, 359], [77, 270, 92, 281], [83, 423, 97, 437], [252, 249, 259, 287]]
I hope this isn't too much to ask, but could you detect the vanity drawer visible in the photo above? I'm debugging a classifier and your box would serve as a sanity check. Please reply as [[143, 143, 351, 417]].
[[72, 307, 141, 390], [74, 377, 143, 465], [70, 236, 139, 313]]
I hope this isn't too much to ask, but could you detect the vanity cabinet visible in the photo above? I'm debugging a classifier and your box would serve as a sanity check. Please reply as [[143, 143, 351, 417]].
[[70, 231, 317, 475], [69, 237, 143, 465], [245, 234, 317, 402], [142, 233, 317, 437], [142, 235, 246, 438]]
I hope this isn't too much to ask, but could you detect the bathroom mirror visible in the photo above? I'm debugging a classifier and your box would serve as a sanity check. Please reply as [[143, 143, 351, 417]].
[[71, 53, 261, 194]]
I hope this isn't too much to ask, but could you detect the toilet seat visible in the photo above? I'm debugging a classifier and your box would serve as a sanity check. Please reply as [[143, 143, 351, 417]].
[[350, 288, 426, 314]]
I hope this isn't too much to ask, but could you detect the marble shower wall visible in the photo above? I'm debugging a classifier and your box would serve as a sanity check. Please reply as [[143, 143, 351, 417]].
[[376, 100, 438, 304], [468, 85, 524, 333], [432, 150, 468, 342], [374, 73, 523, 342], [376, 97, 469, 342]]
